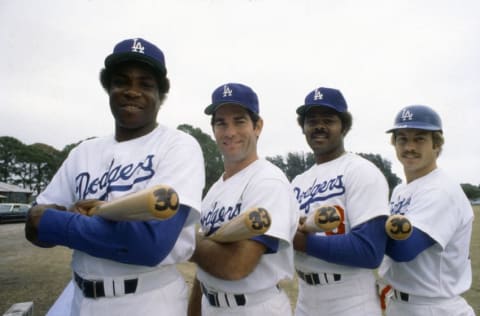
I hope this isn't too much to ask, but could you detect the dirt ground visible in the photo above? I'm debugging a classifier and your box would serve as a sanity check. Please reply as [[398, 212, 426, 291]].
[[1, 207, 479, 315], [0, 223, 298, 315]]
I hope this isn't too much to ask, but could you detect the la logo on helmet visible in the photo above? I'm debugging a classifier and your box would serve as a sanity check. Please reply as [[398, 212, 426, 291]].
[[223, 85, 233, 97], [401, 109, 414, 121]]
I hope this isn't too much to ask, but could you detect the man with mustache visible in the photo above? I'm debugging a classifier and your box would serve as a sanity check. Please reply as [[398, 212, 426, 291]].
[[379, 105, 474, 315], [291, 87, 390, 315]]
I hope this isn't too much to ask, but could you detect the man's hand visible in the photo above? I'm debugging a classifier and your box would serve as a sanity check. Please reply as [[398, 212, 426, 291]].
[[297, 215, 307, 232], [294, 216, 308, 252], [69, 199, 105, 216], [293, 230, 308, 252], [25, 204, 66, 247]]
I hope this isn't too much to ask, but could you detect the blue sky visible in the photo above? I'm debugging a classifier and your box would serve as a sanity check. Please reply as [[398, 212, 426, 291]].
[[1, 0, 479, 184]]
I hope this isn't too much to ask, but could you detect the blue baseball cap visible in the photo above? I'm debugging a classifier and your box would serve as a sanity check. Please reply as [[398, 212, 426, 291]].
[[386, 105, 442, 133], [296, 87, 348, 115], [204, 83, 259, 115], [104, 38, 167, 76]]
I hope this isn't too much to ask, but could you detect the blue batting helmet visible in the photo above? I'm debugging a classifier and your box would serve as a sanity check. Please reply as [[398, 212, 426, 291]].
[[386, 105, 442, 133]]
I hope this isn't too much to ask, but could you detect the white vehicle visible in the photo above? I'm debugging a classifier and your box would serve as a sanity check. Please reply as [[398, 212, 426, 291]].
[[0, 203, 31, 224]]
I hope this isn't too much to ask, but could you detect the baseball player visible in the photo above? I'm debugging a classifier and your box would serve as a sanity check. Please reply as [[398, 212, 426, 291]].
[[24, 38, 205, 316], [379, 105, 475, 315], [291, 87, 390, 316], [187, 83, 298, 315]]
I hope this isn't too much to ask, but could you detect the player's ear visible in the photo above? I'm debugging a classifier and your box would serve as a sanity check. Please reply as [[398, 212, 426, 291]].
[[432, 140, 442, 157], [296, 115, 306, 134], [254, 117, 263, 136], [99, 68, 111, 93]]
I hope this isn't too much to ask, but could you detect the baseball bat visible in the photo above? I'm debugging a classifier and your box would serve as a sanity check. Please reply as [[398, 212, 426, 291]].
[[301, 205, 342, 233], [206, 207, 272, 243], [385, 214, 412, 240], [88, 184, 179, 221]]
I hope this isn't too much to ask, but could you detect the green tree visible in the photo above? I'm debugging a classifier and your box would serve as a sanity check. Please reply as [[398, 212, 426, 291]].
[[286, 151, 315, 180], [461, 183, 480, 200], [266, 155, 287, 174], [357, 153, 402, 195], [0, 136, 26, 183], [27, 143, 62, 195], [267, 151, 315, 181], [58, 140, 83, 163], [10, 142, 61, 195], [267, 151, 401, 195], [177, 124, 223, 196], [0, 136, 80, 195]]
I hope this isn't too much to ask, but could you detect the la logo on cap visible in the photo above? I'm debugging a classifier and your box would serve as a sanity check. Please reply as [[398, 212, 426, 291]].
[[131, 38, 145, 54], [223, 85, 233, 97], [401, 109, 414, 121], [314, 89, 323, 100]]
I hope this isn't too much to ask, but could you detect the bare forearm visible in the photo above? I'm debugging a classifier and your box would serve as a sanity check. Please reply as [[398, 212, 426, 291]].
[[191, 237, 264, 280]]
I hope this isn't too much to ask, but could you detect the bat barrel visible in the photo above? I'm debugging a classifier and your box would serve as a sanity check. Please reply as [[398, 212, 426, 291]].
[[303, 205, 342, 233], [207, 207, 271, 243], [385, 214, 412, 240], [91, 184, 180, 221], [148, 185, 180, 219]]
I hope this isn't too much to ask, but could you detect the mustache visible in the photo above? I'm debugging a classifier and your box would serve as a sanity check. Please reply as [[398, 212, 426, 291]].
[[401, 150, 420, 158], [310, 128, 328, 138]]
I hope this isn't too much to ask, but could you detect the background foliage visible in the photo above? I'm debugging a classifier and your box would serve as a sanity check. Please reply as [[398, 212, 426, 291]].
[[1, 125, 479, 200]]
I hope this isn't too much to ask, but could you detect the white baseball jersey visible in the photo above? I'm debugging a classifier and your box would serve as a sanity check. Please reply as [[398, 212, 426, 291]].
[[39, 124, 204, 315], [197, 158, 298, 294], [291, 152, 390, 274], [381, 168, 473, 298]]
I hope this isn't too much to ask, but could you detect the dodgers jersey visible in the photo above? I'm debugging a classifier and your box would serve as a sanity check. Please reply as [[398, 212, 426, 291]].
[[292, 152, 389, 273], [36, 124, 205, 276], [197, 159, 298, 293], [381, 168, 473, 297]]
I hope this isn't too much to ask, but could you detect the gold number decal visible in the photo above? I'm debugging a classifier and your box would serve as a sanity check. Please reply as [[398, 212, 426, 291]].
[[153, 187, 179, 212], [325, 206, 346, 235], [389, 216, 412, 235], [249, 208, 271, 231]]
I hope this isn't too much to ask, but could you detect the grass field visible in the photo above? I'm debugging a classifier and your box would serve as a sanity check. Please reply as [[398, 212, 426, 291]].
[[1, 205, 479, 315], [464, 204, 480, 312]]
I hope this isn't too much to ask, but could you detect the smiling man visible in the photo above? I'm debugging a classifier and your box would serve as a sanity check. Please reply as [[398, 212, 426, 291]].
[[379, 105, 475, 316], [25, 38, 205, 316], [188, 83, 298, 316], [291, 87, 390, 316]]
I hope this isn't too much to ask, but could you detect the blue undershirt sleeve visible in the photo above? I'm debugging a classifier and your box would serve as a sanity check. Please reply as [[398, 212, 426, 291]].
[[385, 228, 435, 262], [250, 235, 279, 254], [305, 216, 388, 269], [38, 205, 191, 266]]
